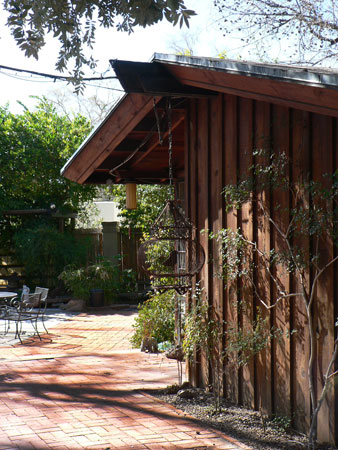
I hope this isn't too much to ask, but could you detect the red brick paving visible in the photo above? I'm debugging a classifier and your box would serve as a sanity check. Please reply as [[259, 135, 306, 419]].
[[0, 307, 250, 450]]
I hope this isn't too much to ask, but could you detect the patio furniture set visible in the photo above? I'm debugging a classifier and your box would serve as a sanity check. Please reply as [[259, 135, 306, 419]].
[[0, 286, 49, 343]]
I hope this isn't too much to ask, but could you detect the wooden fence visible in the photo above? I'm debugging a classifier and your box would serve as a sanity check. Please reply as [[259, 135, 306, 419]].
[[0, 227, 146, 290]]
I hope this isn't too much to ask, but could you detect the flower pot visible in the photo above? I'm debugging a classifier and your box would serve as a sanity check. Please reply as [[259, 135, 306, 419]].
[[89, 288, 104, 307]]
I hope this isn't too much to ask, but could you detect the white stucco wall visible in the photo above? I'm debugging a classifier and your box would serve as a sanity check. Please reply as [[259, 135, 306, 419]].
[[94, 201, 121, 223]]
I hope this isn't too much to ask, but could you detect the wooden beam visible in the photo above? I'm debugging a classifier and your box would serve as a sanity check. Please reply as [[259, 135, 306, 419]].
[[62, 94, 162, 184], [3, 209, 50, 215], [130, 110, 185, 167], [115, 168, 185, 180], [166, 65, 338, 118]]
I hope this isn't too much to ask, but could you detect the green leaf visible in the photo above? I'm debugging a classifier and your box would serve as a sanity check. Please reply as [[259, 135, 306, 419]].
[[3, 0, 194, 86]]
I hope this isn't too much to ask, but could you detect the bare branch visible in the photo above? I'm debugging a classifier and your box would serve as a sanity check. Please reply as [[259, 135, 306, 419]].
[[214, 0, 338, 64]]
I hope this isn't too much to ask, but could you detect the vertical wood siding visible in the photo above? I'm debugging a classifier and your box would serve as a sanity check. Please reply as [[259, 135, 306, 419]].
[[186, 93, 338, 444]]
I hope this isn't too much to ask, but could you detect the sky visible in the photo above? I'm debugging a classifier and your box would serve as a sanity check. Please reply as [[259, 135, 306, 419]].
[[0, 0, 237, 114]]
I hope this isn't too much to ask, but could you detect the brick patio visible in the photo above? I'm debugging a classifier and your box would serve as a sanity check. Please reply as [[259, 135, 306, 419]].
[[0, 307, 250, 450]]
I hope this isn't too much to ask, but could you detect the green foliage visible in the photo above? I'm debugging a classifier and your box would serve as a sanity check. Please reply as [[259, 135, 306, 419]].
[[222, 150, 289, 212], [211, 152, 337, 293], [183, 284, 226, 412], [208, 227, 251, 283], [0, 97, 95, 252], [109, 184, 173, 234], [4, 0, 195, 90], [176, 49, 193, 56], [75, 200, 102, 229], [119, 268, 137, 293], [59, 257, 137, 304], [0, 98, 93, 213], [183, 286, 278, 367], [13, 221, 91, 288], [183, 284, 223, 361], [268, 414, 292, 432], [130, 290, 176, 348], [225, 312, 282, 366], [144, 238, 175, 273], [217, 50, 227, 59]]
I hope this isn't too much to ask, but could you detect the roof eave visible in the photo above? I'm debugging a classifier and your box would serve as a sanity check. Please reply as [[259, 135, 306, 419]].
[[152, 53, 338, 91], [61, 93, 128, 178]]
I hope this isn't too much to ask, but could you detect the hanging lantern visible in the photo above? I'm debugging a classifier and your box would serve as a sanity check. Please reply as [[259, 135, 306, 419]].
[[126, 183, 137, 210], [138, 200, 205, 294]]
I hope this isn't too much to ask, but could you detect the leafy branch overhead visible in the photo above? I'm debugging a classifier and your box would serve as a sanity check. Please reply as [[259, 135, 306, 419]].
[[4, 0, 195, 89]]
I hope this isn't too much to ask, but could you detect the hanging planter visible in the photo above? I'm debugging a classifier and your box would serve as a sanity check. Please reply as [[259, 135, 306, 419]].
[[138, 200, 205, 294]]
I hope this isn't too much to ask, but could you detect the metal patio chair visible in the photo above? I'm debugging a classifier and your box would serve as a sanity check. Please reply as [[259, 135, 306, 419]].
[[33, 287, 49, 334], [1, 292, 43, 343]]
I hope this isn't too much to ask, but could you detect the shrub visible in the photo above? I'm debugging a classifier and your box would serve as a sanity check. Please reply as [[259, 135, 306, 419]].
[[130, 290, 176, 348], [59, 256, 136, 304], [13, 222, 91, 288]]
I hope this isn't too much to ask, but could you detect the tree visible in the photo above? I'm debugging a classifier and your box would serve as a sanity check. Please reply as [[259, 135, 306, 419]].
[[214, 0, 338, 65], [0, 98, 97, 285], [210, 151, 337, 449], [0, 97, 94, 216], [45, 86, 117, 127], [4, 0, 195, 89]]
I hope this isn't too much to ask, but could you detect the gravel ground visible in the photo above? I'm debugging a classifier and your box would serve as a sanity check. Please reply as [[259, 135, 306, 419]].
[[147, 384, 337, 450]]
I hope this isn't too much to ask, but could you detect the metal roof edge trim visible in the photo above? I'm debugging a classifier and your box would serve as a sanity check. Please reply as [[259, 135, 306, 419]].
[[60, 93, 128, 177], [152, 53, 338, 90]]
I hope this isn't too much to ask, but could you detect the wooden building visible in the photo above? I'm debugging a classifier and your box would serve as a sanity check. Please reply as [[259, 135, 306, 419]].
[[62, 54, 338, 444]]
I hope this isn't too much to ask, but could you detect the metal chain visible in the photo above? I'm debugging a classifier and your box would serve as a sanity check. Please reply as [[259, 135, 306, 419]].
[[153, 97, 163, 145]]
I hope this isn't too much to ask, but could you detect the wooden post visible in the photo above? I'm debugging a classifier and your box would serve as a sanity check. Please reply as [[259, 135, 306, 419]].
[[126, 183, 137, 210]]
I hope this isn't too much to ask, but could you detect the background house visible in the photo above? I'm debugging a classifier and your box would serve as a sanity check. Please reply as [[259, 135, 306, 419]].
[[62, 54, 338, 445]]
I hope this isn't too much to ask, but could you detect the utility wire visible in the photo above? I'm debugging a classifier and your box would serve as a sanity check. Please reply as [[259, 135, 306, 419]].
[[0, 63, 117, 81], [0, 69, 125, 92]]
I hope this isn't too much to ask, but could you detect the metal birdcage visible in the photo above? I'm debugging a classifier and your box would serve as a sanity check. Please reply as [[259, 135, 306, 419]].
[[137, 200, 205, 294]]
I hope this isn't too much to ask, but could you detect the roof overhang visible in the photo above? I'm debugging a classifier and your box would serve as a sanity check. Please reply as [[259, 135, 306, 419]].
[[61, 54, 338, 185], [154, 53, 338, 118], [110, 59, 216, 98]]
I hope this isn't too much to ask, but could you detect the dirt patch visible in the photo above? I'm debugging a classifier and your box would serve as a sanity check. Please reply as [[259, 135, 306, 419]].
[[147, 385, 336, 450]]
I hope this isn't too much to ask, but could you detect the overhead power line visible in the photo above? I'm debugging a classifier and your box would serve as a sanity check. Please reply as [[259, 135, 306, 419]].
[[0, 64, 117, 82]]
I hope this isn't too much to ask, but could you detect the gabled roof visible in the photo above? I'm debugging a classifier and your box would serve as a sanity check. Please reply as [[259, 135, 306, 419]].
[[61, 54, 338, 185]]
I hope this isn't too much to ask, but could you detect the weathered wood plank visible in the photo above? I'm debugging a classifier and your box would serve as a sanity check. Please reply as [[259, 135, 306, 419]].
[[224, 94, 240, 403], [210, 94, 224, 397], [197, 98, 211, 388], [130, 110, 185, 167], [290, 108, 311, 433], [254, 100, 273, 415], [187, 99, 199, 387], [238, 97, 255, 409], [334, 117, 338, 446], [63, 94, 161, 183], [166, 65, 338, 118], [271, 104, 292, 417], [311, 114, 335, 443]]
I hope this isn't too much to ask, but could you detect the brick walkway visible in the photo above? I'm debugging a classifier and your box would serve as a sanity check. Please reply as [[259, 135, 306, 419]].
[[0, 307, 250, 450]]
